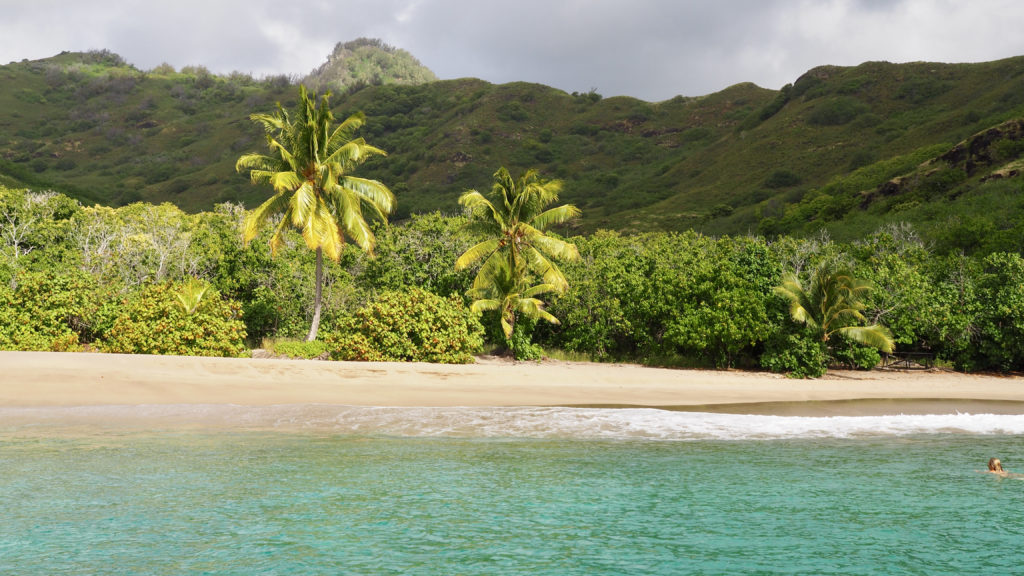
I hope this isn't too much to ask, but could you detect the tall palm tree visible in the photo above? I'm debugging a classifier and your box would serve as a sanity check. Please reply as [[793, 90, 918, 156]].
[[237, 85, 393, 341], [456, 167, 581, 293], [775, 265, 895, 353], [467, 256, 560, 340]]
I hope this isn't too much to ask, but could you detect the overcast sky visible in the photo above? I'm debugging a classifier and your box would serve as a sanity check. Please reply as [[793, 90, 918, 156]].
[[2, 0, 1023, 101]]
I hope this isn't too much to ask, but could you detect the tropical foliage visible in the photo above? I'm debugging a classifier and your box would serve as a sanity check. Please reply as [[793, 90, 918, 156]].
[[456, 167, 579, 356], [102, 281, 247, 357], [0, 270, 110, 351], [5, 181, 1024, 374], [325, 288, 483, 364], [174, 277, 210, 315], [467, 256, 559, 339], [775, 265, 895, 354], [236, 85, 394, 340], [456, 167, 580, 292]]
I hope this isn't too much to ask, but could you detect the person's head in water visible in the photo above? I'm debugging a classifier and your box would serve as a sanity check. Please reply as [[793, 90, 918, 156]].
[[989, 458, 1005, 472]]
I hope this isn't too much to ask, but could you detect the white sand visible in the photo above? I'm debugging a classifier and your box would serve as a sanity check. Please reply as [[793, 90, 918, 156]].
[[2, 351, 1023, 409]]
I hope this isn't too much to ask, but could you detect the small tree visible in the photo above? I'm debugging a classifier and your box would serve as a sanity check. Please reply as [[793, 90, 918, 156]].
[[774, 265, 895, 360], [467, 257, 559, 340], [456, 167, 579, 353], [456, 167, 580, 292]]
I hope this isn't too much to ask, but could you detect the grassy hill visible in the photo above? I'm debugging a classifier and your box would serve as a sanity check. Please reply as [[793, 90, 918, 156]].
[[302, 38, 437, 93], [2, 48, 1023, 252]]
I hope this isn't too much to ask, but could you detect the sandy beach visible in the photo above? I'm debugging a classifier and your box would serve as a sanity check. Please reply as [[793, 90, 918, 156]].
[[2, 350, 1023, 414]]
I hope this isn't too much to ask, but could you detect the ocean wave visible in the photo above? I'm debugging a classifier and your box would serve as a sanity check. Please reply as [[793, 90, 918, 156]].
[[4, 404, 1024, 440]]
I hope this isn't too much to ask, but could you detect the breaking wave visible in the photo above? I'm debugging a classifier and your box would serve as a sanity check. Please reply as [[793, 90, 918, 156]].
[[4, 404, 1024, 440]]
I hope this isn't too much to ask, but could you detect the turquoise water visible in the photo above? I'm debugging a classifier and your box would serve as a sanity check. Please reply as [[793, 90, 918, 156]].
[[2, 407, 1024, 574]]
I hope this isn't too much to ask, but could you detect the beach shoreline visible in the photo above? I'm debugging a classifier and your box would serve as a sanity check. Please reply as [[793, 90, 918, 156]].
[[3, 350, 1024, 416]]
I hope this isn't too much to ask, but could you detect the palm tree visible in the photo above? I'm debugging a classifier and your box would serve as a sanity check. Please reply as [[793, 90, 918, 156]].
[[455, 167, 581, 293], [237, 85, 393, 341], [467, 256, 560, 340], [775, 265, 895, 354], [174, 277, 209, 316]]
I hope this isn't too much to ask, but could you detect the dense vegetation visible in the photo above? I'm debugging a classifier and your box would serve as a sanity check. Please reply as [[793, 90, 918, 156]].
[[2, 48, 1024, 254], [3, 45, 1024, 374], [3, 184, 1024, 374]]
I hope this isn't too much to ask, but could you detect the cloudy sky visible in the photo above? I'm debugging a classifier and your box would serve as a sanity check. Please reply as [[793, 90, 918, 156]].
[[2, 0, 1023, 101]]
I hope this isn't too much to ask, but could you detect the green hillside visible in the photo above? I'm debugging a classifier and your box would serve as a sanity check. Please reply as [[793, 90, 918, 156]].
[[302, 37, 437, 92], [2, 48, 1024, 252]]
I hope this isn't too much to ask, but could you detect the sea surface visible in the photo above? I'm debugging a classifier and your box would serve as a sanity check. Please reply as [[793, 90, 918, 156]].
[[2, 404, 1024, 575]]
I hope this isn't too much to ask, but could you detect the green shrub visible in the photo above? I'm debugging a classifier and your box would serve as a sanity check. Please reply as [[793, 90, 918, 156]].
[[764, 169, 802, 189], [497, 101, 528, 122], [830, 339, 882, 370], [760, 330, 828, 378], [973, 252, 1024, 371], [507, 319, 543, 361], [324, 329, 387, 362], [269, 340, 328, 359], [325, 288, 483, 363], [0, 271, 112, 352], [807, 97, 868, 126], [102, 281, 247, 357]]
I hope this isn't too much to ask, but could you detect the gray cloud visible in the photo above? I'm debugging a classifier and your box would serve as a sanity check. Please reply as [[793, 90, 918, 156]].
[[1, 0, 1023, 101]]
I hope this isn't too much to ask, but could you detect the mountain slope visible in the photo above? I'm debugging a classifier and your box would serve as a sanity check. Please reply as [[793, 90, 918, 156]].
[[1, 48, 1023, 252], [302, 38, 437, 92]]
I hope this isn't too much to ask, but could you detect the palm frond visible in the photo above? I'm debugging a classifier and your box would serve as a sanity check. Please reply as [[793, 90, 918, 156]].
[[471, 252, 516, 290], [499, 316, 514, 339], [469, 298, 502, 314], [289, 182, 318, 229], [248, 112, 285, 133], [521, 283, 558, 299], [340, 176, 395, 217], [775, 273, 821, 333], [326, 139, 387, 168], [235, 153, 277, 174], [270, 171, 303, 193], [243, 190, 291, 243], [245, 169, 277, 187], [530, 204, 581, 231], [516, 298, 559, 326], [338, 189, 375, 253], [310, 199, 345, 261], [528, 232, 581, 262], [522, 247, 569, 293], [327, 112, 366, 147], [838, 324, 895, 353], [266, 137, 297, 170], [456, 238, 501, 271], [458, 190, 505, 227], [267, 212, 292, 256]]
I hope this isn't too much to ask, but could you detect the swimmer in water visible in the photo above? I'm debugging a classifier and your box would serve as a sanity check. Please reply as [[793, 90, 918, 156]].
[[988, 458, 1007, 475], [979, 457, 1016, 477]]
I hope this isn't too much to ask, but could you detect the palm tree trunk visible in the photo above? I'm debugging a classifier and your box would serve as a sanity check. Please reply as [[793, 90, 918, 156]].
[[306, 246, 324, 342]]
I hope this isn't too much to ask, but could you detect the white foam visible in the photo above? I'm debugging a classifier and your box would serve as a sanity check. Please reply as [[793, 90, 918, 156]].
[[4, 405, 1024, 440]]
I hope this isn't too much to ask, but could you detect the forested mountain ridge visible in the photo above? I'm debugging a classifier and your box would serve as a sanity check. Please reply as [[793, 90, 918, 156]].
[[2, 47, 1024, 252]]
